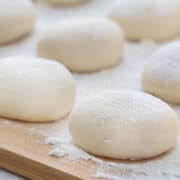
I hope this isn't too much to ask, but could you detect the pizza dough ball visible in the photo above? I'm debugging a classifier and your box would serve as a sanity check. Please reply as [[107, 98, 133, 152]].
[[38, 18, 124, 72], [0, 56, 76, 122], [44, 0, 85, 5], [142, 41, 180, 104], [108, 0, 180, 41], [0, 0, 36, 44], [69, 90, 179, 160]]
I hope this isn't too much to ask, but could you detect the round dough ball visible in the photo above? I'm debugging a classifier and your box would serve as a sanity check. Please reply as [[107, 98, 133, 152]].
[[0, 56, 76, 122], [69, 90, 180, 160], [108, 0, 180, 41], [44, 0, 85, 5], [142, 41, 180, 104], [38, 18, 124, 72], [0, 0, 36, 44]]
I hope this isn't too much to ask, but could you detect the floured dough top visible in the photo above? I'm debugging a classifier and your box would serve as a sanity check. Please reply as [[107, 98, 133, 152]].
[[74, 90, 176, 124], [142, 41, 180, 104], [69, 90, 179, 160], [143, 42, 180, 83]]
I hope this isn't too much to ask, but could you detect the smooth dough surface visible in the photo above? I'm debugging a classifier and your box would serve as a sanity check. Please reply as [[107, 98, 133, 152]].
[[44, 0, 85, 5], [108, 0, 180, 41], [0, 56, 76, 122], [69, 90, 180, 160], [0, 0, 36, 44], [142, 41, 180, 104], [38, 18, 124, 72]]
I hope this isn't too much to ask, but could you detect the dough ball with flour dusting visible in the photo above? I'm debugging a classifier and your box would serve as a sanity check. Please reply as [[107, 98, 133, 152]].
[[108, 0, 180, 41], [142, 41, 180, 104], [0, 57, 76, 122], [44, 0, 85, 5], [38, 18, 124, 72], [0, 0, 36, 44], [69, 91, 180, 160]]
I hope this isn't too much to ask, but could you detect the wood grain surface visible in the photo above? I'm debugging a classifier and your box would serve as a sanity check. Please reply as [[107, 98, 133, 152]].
[[0, 119, 101, 180]]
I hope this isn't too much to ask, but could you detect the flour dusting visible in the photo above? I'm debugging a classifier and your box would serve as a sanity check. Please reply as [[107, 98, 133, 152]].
[[45, 124, 102, 162], [46, 124, 180, 180]]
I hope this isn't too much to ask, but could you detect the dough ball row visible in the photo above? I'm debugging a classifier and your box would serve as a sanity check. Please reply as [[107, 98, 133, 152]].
[[1, 0, 180, 45], [1, 0, 180, 73], [0, 0, 180, 161]]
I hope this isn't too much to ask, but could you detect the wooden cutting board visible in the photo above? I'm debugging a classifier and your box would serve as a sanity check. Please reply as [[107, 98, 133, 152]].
[[0, 116, 172, 180], [0, 118, 101, 180]]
